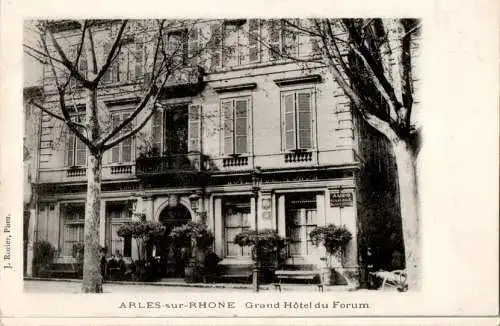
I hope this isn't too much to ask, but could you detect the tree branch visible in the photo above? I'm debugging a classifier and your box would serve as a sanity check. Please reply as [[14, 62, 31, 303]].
[[94, 20, 128, 82], [401, 19, 415, 129], [86, 23, 98, 75], [47, 27, 90, 87], [103, 104, 158, 151], [29, 99, 85, 129], [323, 19, 352, 81]]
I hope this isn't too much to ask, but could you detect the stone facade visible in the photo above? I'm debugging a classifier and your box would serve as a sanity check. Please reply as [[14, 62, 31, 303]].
[[25, 19, 408, 283]]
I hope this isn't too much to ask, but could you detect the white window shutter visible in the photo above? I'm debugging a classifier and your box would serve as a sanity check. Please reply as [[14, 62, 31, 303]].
[[134, 40, 144, 79], [188, 104, 201, 152], [210, 24, 222, 69], [268, 20, 282, 61], [111, 114, 120, 163], [234, 99, 248, 154], [121, 113, 132, 162], [222, 100, 234, 155], [283, 93, 296, 150], [188, 27, 200, 65], [297, 91, 312, 149], [152, 109, 163, 152], [66, 130, 75, 167], [248, 19, 260, 63], [75, 137, 86, 166]]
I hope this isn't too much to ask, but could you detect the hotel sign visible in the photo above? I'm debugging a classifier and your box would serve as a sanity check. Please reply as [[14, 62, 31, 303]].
[[330, 190, 353, 207]]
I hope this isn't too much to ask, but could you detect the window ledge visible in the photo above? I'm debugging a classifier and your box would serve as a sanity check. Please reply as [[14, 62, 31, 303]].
[[213, 82, 257, 93], [273, 74, 322, 87]]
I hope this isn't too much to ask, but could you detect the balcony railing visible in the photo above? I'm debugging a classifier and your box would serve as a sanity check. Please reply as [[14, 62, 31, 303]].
[[135, 152, 203, 177]]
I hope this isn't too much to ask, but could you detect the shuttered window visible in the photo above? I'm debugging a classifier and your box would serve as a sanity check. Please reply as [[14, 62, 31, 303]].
[[66, 115, 86, 167], [281, 89, 314, 151], [222, 97, 249, 155], [248, 19, 261, 63], [268, 19, 282, 61], [134, 40, 144, 79], [188, 104, 201, 152], [188, 27, 200, 65], [110, 113, 133, 163], [152, 109, 164, 152], [210, 24, 222, 70], [168, 30, 188, 66]]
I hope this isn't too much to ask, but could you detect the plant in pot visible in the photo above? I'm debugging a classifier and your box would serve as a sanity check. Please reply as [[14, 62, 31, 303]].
[[72, 242, 85, 278], [169, 221, 214, 283], [233, 229, 286, 284], [116, 219, 166, 281], [32, 240, 56, 277], [309, 224, 353, 285]]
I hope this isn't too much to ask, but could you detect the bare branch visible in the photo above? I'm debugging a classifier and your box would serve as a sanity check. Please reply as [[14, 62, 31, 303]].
[[86, 23, 98, 75], [401, 19, 415, 129], [103, 104, 158, 150], [47, 27, 90, 87], [323, 19, 352, 80], [94, 20, 128, 82]]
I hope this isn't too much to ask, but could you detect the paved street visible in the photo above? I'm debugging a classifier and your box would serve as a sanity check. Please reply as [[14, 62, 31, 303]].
[[24, 279, 359, 293]]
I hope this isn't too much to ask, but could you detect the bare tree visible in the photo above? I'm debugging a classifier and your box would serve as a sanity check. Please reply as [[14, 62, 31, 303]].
[[255, 18, 422, 290], [23, 19, 214, 293]]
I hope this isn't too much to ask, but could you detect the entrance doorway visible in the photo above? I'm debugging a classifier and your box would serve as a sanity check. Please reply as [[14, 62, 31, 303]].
[[158, 201, 191, 278]]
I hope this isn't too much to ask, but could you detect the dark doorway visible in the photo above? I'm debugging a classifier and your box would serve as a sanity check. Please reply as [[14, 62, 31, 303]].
[[158, 202, 191, 278], [164, 105, 188, 155]]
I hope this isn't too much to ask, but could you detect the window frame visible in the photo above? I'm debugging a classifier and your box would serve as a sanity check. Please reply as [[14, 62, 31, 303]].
[[220, 95, 252, 156], [285, 194, 318, 258], [108, 111, 134, 164], [222, 197, 252, 258], [65, 114, 87, 168], [280, 87, 316, 152]]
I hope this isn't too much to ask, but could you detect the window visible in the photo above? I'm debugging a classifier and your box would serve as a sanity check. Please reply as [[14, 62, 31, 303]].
[[106, 202, 132, 257], [286, 194, 318, 257], [151, 108, 163, 152], [66, 116, 86, 167], [211, 20, 252, 70], [223, 197, 251, 257], [281, 89, 314, 151], [168, 29, 188, 66], [267, 19, 298, 61], [221, 97, 250, 155], [110, 113, 133, 163], [188, 27, 201, 65], [61, 203, 85, 256], [188, 104, 201, 152]]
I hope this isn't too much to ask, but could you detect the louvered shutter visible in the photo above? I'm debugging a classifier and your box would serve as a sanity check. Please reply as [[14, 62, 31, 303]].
[[152, 109, 163, 152], [222, 100, 234, 155], [66, 130, 75, 166], [188, 27, 199, 65], [283, 93, 295, 150], [121, 114, 132, 162], [297, 91, 312, 149], [75, 137, 86, 166], [111, 114, 120, 163], [234, 99, 248, 154], [188, 105, 201, 152], [248, 19, 260, 63], [283, 20, 298, 57], [310, 37, 321, 56], [210, 24, 222, 69], [134, 41, 144, 79], [102, 42, 112, 83], [268, 20, 281, 61]]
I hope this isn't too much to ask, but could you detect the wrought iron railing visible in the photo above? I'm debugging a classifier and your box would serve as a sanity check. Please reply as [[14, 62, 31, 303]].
[[135, 151, 203, 177]]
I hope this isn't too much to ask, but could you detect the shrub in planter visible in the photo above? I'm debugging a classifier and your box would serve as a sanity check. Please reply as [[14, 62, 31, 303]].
[[170, 221, 214, 283], [32, 240, 56, 277], [233, 229, 286, 283], [310, 224, 352, 284], [117, 220, 166, 281]]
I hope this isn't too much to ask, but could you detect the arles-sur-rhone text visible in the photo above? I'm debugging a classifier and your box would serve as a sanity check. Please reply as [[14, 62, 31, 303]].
[[118, 300, 370, 310]]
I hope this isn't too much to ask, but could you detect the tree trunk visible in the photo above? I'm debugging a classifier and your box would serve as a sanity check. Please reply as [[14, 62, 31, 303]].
[[393, 140, 420, 291], [82, 152, 103, 293]]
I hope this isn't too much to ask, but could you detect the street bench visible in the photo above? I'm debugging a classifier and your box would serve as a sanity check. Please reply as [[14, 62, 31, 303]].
[[273, 270, 324, 292]]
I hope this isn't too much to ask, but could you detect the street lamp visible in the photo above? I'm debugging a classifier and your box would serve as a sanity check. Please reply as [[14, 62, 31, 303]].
[[251, 166, 262, 292]]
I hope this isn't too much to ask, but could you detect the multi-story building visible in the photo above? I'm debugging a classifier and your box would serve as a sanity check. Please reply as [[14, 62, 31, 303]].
[[25, 19, 407, 283]]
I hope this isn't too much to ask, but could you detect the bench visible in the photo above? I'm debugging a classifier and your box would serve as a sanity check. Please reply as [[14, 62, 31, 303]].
[[274, 270, 324, 292]]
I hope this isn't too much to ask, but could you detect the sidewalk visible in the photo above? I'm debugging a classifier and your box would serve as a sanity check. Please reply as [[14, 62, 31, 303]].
[[24, 277, 355, 293]]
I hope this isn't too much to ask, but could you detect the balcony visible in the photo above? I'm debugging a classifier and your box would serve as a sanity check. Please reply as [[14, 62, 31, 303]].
[[135, 152, 204, 178]]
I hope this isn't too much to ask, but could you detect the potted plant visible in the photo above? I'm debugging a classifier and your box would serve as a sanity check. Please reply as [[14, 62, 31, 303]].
[[233, 229, 286, 283], [309, 224, 352, 285], [169, 221, 214, 283], [116, 220, 166, 281], [32, 240, 56, 277]]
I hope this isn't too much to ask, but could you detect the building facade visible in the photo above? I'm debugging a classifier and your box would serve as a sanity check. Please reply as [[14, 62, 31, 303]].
[[25, 19, 406, 282]]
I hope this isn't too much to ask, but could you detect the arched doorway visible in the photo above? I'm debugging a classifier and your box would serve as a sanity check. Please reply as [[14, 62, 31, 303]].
[[157, 201, 192, 278]]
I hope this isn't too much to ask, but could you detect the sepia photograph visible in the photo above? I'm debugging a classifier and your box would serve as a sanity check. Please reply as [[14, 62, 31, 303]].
[[22, 18, 421, 294], [1, 1, 498, 323]]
